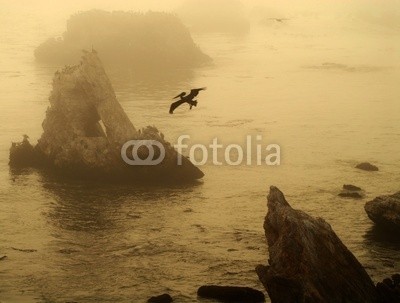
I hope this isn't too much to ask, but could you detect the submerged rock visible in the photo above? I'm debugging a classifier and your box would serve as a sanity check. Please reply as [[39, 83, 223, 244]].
[[256, 186, 379, 303], [35, 10, 210, 68], [339, 185, 364, 199], [147, 293, 173, 303], [9, 51, 204, 182], [343, 184, 362, 191], [197, 285, 265, 303], [356, 162, 379, 171], [365, 192, 400, 232]]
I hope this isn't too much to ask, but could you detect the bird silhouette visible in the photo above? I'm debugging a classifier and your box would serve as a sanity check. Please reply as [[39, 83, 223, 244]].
[[268, 18, 289, 23], [169, 87, 206, 114]]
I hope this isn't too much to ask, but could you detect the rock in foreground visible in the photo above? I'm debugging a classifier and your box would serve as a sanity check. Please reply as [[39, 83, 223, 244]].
[[256, 186, 379, 303], [376, 274, 400, 303], [197, 285, 265, 303], [365, 192, 400, 232], [9, 51, 204, 182]]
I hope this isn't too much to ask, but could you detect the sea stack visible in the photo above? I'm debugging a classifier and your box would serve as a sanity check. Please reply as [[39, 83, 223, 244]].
[[9, 51, 204, 182]]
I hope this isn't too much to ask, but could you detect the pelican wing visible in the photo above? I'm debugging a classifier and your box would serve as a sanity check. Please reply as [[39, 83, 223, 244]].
[[188, 87, 207, 98], [169, 99, 187, 114]]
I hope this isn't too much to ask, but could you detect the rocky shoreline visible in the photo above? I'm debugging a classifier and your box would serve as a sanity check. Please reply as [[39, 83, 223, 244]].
[[145, 186, 400, 303]]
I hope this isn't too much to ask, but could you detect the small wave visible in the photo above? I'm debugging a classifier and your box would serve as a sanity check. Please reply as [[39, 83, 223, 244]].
[[304, 62, 388, 73], [207, 119, 254, 127]]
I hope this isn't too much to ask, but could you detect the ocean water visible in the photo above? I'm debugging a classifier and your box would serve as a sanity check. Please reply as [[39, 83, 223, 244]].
[[0, 3, 400, 303]]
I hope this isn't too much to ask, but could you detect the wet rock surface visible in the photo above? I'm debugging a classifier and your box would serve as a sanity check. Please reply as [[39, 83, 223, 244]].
[[197, 285, 265, 303], [365, 191, 400, 232], [256, 186, 379, 303], [9, 51, 204, 182]]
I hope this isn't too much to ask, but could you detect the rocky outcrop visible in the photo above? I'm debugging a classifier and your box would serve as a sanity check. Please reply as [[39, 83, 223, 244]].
[[9, 51, 204, 182], [197, 285, 265, 303], [339, 184, 364, 199], [256, 186, 379, 303], [356, 162, 379, 171], [35, 10, 211, 68], [365, 192, 400, 232]]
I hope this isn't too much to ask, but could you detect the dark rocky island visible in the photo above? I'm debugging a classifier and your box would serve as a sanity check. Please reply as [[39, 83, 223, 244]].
[[365, 191, 400, 232], [10, 51, 204, 182], [35, 10, 211, 68], [256, 186, 379, 303]]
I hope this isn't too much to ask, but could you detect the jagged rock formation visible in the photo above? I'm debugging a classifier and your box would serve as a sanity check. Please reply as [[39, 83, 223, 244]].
[[9, 51, 204, 182], [365, 192, 400, 232], [34, 10, 211, 67], [256, 186, 379, 303]]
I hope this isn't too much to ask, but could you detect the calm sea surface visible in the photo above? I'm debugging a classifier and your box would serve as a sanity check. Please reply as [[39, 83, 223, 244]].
[[0, 4, 399, 302]]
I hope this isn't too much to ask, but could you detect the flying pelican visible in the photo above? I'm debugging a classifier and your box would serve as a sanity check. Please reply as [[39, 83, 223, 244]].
[[169, 87, 206, 114], [268, 18, 289, 23]]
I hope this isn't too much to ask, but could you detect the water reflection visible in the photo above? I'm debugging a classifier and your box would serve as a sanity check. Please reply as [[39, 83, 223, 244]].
[[8, 171, 205, 302], [364, 225, 400, 252]]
